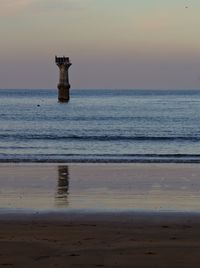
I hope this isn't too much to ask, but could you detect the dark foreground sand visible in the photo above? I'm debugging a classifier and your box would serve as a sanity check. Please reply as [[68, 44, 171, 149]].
[[1, 212, 200, 268]]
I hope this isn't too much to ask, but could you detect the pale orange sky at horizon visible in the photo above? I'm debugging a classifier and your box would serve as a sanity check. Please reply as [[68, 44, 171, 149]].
[[0, 0, 200, 89]]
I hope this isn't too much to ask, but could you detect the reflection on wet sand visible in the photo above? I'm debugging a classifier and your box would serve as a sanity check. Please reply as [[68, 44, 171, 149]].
[[55, 166, 70, 207]]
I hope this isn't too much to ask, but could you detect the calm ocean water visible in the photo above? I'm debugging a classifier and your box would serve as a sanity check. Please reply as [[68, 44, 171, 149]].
[[0, 89, 200, 163]]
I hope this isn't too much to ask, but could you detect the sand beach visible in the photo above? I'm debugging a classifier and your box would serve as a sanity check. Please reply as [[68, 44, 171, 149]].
[[1, 211, 200, 267], [0, 164, 200, 267]]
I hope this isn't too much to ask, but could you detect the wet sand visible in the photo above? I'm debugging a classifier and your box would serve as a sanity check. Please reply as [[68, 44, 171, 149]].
[[1, 163, 200, 267], [1, 212, 200, 267], [1, 163, 200, 211]]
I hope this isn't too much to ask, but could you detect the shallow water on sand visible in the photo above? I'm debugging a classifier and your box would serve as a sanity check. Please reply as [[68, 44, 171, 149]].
[[1, 164, 200, 213]]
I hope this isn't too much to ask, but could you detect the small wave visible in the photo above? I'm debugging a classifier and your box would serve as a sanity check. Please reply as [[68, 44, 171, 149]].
[[1, 134, 200, 142], [1, 153, 200, 163]]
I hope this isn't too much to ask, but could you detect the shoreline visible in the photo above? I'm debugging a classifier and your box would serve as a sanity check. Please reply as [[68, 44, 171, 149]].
[[0, 161, 199, 165], [1, 159, 200, 163]]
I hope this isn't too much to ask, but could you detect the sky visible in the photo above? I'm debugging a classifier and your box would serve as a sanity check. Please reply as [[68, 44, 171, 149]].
[[0, 0, 200, 89]]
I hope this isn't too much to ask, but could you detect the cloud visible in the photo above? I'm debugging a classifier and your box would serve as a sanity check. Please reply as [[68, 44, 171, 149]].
[[0, 0, 91, 16]]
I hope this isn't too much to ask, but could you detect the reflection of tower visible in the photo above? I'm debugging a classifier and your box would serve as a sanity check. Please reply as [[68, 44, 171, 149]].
[[55, 56, 72, 102], [55, 166, 70, 207]]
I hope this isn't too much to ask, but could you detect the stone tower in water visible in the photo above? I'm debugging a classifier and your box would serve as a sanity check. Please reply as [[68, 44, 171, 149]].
[[55, 56, 72, 102]]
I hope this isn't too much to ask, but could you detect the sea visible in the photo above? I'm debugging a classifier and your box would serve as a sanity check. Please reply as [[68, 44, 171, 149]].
[[0, 88, 200, 163]]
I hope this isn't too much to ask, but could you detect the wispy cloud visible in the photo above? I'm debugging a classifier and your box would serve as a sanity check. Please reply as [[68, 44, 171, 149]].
[[0, 0, 91, 16]]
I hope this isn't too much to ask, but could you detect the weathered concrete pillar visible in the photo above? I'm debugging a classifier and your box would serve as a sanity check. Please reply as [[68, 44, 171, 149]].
[[55, 56, 72, 102]]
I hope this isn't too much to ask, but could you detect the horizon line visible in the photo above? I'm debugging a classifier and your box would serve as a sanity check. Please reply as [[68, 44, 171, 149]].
[[0, 88, 200, 91]]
